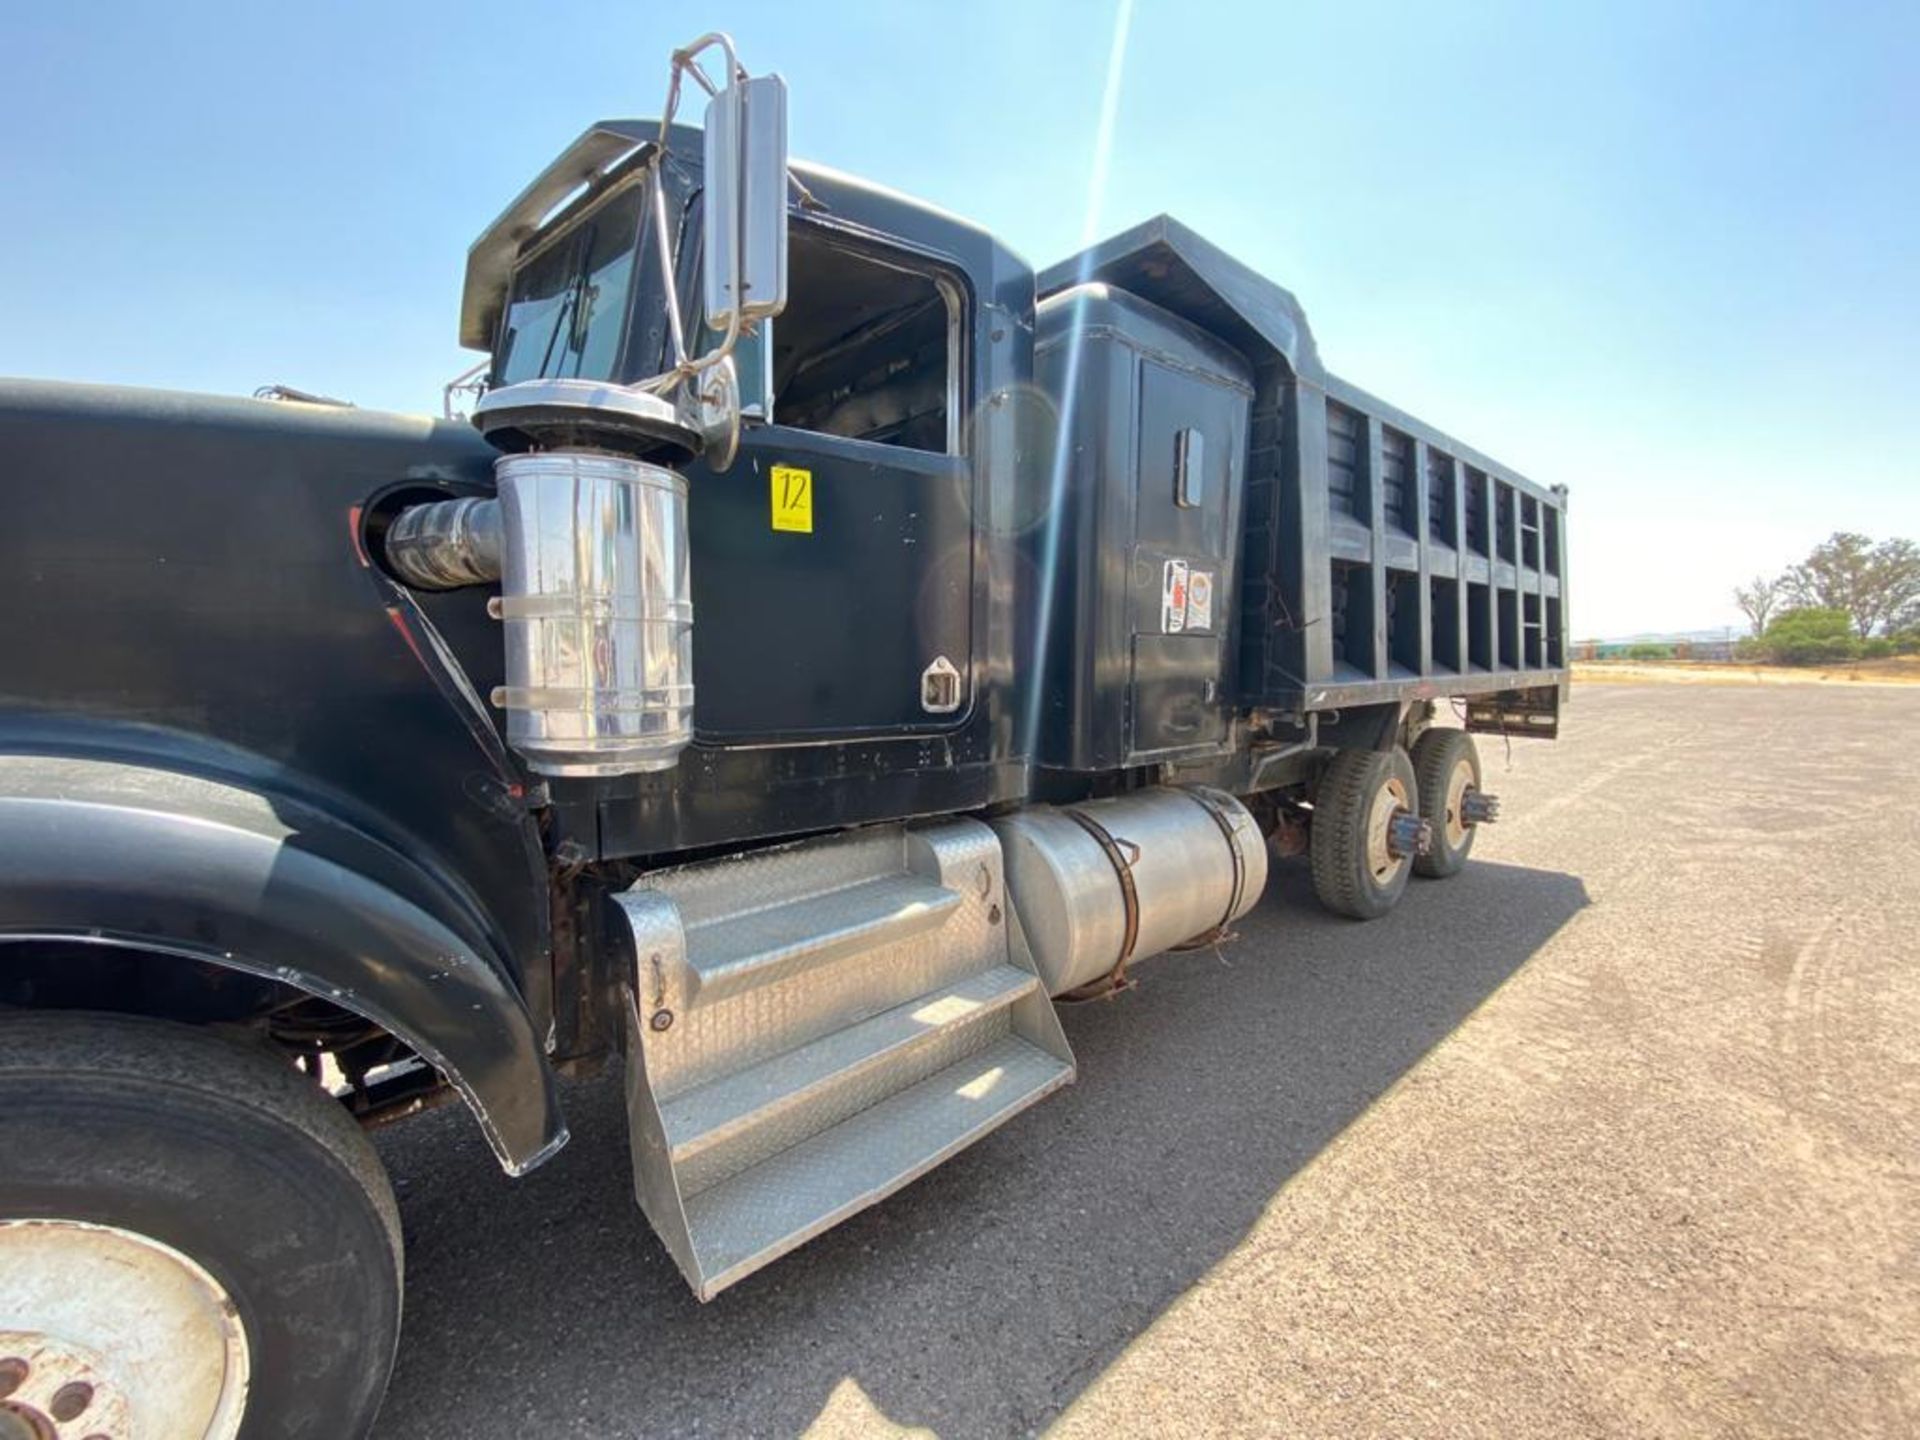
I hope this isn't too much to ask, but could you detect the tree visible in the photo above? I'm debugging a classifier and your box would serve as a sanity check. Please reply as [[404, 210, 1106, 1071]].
[[1785, 532, 1920, 639], [1733, 574, 1783, 635], [1878, 540, 1920, 634], [1759, 606, 1858, 665], [1858, 537, 1920, 638]]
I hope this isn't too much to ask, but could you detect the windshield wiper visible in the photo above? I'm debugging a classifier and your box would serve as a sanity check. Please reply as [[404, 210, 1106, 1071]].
[[535, 224, 597, 378]]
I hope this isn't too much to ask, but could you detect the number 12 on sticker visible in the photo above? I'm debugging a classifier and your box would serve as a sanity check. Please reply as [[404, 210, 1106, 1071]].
[[770, 465, 813, 533]]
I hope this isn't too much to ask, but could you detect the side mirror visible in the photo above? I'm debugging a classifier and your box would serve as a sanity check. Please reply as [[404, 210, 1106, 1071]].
[[703, 73, 789, 332]]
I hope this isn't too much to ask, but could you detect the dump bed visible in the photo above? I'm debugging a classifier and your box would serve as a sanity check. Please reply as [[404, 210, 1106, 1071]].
[[1039, 217, 1568, 717]]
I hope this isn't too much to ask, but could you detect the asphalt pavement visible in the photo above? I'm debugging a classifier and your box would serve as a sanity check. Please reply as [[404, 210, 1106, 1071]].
[[371, 681, 1919, 1438]]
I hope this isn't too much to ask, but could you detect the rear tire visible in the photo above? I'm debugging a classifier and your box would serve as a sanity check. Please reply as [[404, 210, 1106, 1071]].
[[1310, 747, 1420, 920], [0, 1011, 403, 1440], [1410, 728, 1481, 879]]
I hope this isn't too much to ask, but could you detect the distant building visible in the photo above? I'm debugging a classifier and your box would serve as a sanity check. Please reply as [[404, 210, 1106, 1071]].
[[1682, 639, 1734, 661], [1580, 632, 1736, 662]]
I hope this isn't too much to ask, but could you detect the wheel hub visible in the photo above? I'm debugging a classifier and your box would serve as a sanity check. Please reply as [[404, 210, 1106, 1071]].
[[0, 1221, 249, 1440], [1461, 787, 1501, 826], [1385, 810, 1433, 860], [0, 1331, 132, 1440], [1365, 775, 1415, 880], [1443, 757, 1474, 848]]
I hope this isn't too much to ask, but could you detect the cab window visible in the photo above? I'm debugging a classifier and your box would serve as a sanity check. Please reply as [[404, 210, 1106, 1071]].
[[768, 226, 960, 454]]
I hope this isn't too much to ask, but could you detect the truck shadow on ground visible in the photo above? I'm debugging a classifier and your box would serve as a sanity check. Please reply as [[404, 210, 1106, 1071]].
[[372, 858, 1588, 1439]]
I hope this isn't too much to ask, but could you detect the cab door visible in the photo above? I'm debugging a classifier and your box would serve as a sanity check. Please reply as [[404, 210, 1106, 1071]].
[[687, 428, 971, 741], [685, 224, 972, 744]]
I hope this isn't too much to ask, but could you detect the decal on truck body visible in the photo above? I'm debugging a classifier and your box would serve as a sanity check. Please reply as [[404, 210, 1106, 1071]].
[[770, 465, 813, 533]]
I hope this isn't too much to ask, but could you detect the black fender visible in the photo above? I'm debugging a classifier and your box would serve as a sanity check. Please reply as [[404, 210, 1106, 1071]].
[[1316, 700, 1412, 754], [0, 753, 567, 1175]]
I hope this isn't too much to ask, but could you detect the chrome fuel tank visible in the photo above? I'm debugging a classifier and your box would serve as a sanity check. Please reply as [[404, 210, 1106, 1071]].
[[991, 786, 1267, 996]]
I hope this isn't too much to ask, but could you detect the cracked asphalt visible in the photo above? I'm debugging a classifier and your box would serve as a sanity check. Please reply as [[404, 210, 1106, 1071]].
[[371, 681, 1918, 1438]]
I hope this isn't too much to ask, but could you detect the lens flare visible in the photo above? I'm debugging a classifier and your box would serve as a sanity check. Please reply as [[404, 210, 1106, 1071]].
[[1023, 0, 1136, 758]]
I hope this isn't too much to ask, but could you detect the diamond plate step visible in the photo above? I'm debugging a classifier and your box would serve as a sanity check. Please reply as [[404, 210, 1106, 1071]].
[[661, 964, 1039, 1195], [680, 1034, 1073, 1298], [614, 817, 1076, 1302], [682, 873, 961, 1005]]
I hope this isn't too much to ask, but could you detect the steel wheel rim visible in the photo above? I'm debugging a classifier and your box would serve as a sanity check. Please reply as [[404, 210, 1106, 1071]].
[[0, 1219, 250, 1440], [1365, 774, 1411, 883], [1444, 757, 1475, 849]]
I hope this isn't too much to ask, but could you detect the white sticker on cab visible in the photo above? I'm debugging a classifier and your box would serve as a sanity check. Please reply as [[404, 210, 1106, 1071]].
[[1186, 569, 1214, 631], [1162, 559, 1190, 634]]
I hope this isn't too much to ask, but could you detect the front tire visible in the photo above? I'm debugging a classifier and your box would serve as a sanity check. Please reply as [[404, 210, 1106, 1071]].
[[1310, 747, 1420, 920], [1410, 728, 1482, 879], [0, 1011, 403, 1440]]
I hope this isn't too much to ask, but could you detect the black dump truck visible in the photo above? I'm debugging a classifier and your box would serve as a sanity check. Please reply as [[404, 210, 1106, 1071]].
[[0, 37, 1567, 1439]]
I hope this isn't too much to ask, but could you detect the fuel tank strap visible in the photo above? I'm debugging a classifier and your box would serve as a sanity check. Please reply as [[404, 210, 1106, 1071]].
[[1179, 785, 1253, 940], [1057, 806, 1141, 1001]]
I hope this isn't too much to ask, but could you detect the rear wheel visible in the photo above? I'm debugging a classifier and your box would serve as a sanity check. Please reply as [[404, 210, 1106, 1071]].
[[1310, 747, 1421, 920], [1411, 728, 1482, 879], [0, 1011, 403, 1440]]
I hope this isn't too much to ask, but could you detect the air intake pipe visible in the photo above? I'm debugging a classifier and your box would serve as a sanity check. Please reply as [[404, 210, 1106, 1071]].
[[385, 495, 502, 590], [992, 787, 1268, 997], [382, 449, 694, 777]]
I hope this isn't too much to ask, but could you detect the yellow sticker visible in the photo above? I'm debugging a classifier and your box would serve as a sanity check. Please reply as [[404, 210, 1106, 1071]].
[[770, 465, 813, 533]]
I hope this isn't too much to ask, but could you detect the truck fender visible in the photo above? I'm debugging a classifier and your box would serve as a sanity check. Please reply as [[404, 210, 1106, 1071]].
[[1315, 700, 1410, 754], [0, 754, 567, 1175]]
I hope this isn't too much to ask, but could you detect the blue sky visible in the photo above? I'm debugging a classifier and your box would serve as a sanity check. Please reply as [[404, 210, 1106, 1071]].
[[4, 1, 1915, 638]]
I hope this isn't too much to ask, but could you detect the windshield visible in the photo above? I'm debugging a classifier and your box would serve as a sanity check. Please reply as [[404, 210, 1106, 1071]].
[[496, 183, 647, 385]]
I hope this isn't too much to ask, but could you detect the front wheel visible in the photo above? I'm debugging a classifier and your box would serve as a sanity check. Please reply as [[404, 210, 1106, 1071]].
[[0, 1011, 403, 1440], [1310, 747, 1421, 920]]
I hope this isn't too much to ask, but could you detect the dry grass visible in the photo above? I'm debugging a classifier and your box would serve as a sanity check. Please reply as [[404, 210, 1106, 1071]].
[[1575, 655, 1920, 687]]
